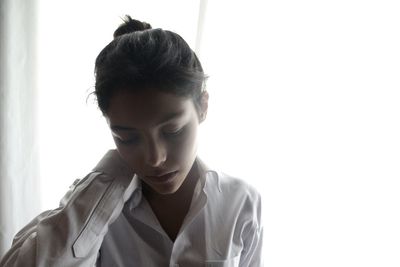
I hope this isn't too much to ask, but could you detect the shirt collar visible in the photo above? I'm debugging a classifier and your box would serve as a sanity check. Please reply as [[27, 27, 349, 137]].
[[195, 157, 222, 193], [93, 150, 222, 208]]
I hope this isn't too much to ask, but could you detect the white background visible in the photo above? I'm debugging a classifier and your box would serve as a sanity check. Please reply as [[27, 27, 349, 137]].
[[37, 0, 400, 265]]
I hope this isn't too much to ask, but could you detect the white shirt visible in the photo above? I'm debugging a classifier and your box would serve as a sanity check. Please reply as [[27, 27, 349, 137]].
[[98, 159, 263, 267], [0, 150, 262, 267]]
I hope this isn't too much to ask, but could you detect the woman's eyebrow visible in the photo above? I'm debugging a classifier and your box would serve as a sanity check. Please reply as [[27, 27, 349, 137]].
[[110, 110, 184, 131], [158, 110, 184, 124], [110, 125, 136, 131]]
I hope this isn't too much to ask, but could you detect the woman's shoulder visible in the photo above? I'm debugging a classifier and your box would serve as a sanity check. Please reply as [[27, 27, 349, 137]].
[[217, 171, 261, 198], [203, 167, 262, 207], [61, 149, 134, 206], [203, 169, 262, 231], [198, 158, 260, 199]]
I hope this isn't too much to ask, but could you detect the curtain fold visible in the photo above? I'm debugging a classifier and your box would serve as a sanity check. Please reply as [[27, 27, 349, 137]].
[[0, 0, 40, 257]]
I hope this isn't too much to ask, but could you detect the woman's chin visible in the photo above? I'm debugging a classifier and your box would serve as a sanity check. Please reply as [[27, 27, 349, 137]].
[[143, 173, 184, 195]]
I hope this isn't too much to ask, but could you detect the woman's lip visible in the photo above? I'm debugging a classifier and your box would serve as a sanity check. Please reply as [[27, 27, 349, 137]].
[[146, 171, 178, 184]]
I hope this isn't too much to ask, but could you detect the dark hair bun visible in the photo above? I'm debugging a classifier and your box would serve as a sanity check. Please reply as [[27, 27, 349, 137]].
[[113, 15, 152, 39]]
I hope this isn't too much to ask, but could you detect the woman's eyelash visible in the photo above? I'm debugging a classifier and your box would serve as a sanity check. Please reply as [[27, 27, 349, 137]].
[[115, 127, 184, 144], [163, 127, 184, 136], [116, 136, 139, 145]]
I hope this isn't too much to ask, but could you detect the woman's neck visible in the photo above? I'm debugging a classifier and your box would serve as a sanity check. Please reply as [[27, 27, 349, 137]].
[[142, 162, 200, 241]]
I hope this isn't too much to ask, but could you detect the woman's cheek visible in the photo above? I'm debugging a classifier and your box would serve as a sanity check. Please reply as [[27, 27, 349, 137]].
[[115, 145, 142, 170], [173, 124, 198, 159]]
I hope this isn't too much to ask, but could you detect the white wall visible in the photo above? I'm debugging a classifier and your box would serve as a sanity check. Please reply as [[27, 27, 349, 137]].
[[199, 0, 400, 265]]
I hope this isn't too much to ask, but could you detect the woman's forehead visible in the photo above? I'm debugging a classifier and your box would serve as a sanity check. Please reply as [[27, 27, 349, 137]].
[[106, 89, 195, 128]]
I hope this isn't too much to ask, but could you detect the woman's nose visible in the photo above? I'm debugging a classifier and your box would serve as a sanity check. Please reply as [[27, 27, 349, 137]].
[[144, 138, 167, 167]]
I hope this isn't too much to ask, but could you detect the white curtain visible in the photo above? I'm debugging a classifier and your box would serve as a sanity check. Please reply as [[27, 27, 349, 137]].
[[0, 0, 41, 257]]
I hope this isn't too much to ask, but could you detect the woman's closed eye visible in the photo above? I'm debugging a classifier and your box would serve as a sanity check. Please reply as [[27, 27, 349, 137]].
[[163, 126, 184, 137], [115, 134, 140, 145], [113, 125, 185, 145]]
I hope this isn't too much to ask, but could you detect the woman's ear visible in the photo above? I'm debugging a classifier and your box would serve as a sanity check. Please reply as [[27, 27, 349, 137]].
[[198, 91, 209, 123]]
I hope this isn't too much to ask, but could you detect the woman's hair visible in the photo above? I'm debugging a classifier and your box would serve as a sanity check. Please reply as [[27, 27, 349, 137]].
[[94, 15, 207, 115]]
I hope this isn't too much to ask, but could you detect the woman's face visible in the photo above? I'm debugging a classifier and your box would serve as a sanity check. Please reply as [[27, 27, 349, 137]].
[[105, 89, 207, 195]]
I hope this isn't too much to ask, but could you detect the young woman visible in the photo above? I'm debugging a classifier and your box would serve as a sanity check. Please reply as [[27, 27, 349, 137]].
[[0, 16, 263, 266]]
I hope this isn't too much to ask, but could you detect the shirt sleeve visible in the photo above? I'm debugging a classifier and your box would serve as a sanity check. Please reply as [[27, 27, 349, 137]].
[[239, 192, 263, 267], [0, 172, 104, 267], [0, 210, 48, 267]]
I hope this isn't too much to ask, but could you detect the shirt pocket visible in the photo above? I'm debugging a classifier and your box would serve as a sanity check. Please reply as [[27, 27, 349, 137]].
[[205, 255, 240, 267]]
